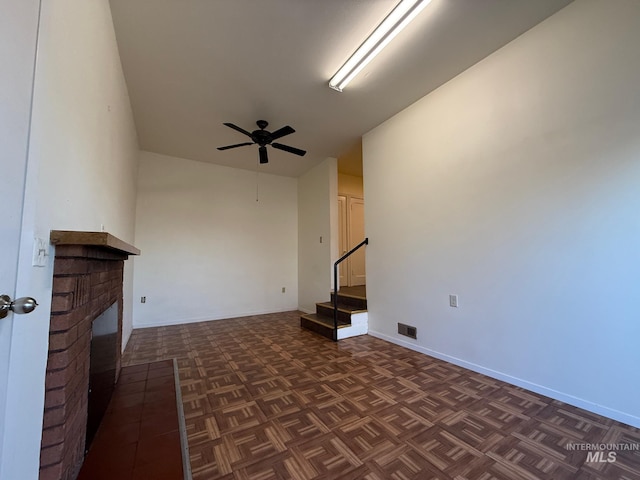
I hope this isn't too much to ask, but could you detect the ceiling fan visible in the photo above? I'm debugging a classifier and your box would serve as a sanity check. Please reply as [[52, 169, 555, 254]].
[[217, 120, 307, 164]]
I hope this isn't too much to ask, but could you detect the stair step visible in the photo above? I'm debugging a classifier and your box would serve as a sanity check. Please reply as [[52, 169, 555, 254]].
[[316, 302, 365, 323], [317, 301, 366, 313], [301, 313, 350, 328], [302, 286, 367, 341], [330, 291, 367, 310], [300, 314, 350, 341]]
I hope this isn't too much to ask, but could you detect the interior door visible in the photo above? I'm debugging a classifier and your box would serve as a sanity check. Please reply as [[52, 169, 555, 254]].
[[337, 195, 348, 288], [0, 0, 40, 466], [348, 197, 366, 286]]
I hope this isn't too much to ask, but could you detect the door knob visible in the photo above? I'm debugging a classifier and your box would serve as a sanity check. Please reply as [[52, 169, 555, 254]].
[[0, 295, 38, 319]]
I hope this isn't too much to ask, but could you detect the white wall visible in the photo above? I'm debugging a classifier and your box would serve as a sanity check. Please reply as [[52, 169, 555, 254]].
[[133, 152, 298, 327], [364, 0, 640, 427], [1, 0, 139, 477], [298, 158, 338, 313], [28, 0, 139, 348]]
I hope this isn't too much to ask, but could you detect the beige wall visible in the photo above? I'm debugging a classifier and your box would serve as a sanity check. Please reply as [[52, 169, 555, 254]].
[[338, 174, 364, 198], [338, 139, 363, 177]]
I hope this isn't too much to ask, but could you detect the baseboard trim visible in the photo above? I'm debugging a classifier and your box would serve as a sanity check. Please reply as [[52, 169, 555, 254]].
[[368, 329, 640, 429], [133, 308, 300, 329]]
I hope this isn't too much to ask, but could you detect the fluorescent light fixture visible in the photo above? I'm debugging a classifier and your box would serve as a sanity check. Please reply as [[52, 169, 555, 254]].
[[329, 0, 432, 92]]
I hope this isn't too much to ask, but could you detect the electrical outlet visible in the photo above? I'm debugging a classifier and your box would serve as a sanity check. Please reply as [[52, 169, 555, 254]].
[[141, 296, 146, 303], [281, 287, 286, 293], [449, 294, 458, 308]]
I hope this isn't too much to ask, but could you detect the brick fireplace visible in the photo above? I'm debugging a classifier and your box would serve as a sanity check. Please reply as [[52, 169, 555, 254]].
[[39, 231, 139, 480]]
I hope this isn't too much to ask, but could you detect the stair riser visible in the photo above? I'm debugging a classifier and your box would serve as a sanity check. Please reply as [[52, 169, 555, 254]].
[[350, 311, 368, 326], [316, 304, 352, 323], [330, 293, 367, 310], [300, 317, 335, 341], [337, 323, 368, 340]]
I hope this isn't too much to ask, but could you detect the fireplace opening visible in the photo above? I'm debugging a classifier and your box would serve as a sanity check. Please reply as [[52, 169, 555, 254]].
[[86, 301, 118, 450]]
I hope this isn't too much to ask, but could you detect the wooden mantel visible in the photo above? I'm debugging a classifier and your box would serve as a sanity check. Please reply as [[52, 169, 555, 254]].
[[50, 230, 140, 256]]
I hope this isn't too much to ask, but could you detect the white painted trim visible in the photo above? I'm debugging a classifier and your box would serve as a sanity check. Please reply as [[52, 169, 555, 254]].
[[368, 330, 640, 429], [337, 323, 368, 340], [350, 311, 368, 326]]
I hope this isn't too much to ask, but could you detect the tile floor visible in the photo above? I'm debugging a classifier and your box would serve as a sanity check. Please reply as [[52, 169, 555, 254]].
[[122, 311, 640, 480], [77, 360, 184, 480]]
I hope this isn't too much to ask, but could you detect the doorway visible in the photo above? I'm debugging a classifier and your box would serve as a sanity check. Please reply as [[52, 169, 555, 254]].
[[338, 194, 366, 287], [337, 140, 366, 290]]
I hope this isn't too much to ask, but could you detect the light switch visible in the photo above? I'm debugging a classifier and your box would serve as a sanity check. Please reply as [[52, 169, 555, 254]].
[[449, 294, 459, 308], [32, 237, 48, 267]]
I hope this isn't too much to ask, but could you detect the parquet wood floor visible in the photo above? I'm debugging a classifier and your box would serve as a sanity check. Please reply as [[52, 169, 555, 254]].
[[122, 311, 640, 480]]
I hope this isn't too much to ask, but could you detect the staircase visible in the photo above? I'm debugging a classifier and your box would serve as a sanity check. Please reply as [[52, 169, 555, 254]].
[[300, 286, 368, 340]]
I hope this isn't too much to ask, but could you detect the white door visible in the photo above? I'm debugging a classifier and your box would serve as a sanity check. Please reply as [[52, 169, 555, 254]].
[[348, 197, 366, 286], [337, 195, 348, 288], [0, 0, 41, 470]]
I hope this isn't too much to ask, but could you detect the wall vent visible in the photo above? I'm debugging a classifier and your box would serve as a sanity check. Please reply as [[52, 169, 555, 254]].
[[398, 322, 417, 339]]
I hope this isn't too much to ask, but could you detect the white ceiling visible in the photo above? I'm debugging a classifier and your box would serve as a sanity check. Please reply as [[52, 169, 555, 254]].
[[109, 0, 573, 177]]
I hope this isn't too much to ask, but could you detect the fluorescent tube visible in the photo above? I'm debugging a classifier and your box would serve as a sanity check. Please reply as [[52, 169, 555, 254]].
[[329, 0, 432, 92]]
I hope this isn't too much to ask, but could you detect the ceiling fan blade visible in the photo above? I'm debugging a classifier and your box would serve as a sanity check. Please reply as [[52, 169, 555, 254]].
[[259, 146, 269, 164], [217, 142, 253, 151], [272, 143, 307, 156], [223, 122, 253, 137], [269, 125, 295, 141]]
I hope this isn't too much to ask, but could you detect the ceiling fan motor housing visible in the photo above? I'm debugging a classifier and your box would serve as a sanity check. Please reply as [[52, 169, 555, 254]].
[[253, 132, 271, 146]]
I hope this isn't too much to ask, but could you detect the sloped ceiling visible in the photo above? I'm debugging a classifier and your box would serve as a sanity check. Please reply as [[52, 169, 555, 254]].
[[109, 0, 573, 177]]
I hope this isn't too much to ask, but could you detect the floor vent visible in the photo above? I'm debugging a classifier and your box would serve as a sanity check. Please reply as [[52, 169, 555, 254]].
[[398, 323, 417, 339]]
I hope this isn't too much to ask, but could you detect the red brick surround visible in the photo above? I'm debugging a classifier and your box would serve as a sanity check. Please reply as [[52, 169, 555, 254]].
[[39, 244, 130, 480]]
